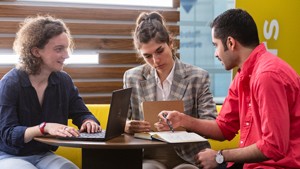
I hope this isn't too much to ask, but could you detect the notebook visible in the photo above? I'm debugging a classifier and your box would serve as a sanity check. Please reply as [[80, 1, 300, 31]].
[[134, 131, 207, 143], [141, 100, 185, 131], [55, 88, 132, 141]]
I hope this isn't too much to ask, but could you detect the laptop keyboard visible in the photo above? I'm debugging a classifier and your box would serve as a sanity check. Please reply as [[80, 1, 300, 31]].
[[78, 131, 106, 138]]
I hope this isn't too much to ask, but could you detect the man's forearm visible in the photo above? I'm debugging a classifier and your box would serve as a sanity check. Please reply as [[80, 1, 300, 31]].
[[223, 144, 268, 163], [181, 115, 226, 140]]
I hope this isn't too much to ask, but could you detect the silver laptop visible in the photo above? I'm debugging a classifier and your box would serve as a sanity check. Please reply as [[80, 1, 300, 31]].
[[56, 88, 132, 141]]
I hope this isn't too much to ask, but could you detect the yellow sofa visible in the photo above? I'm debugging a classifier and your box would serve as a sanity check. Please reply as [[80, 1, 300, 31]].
[[55, 104, 240, 168], [210, 105, 240, 150]]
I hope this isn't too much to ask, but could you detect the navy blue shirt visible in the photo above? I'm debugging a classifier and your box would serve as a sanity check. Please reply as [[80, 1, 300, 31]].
[[0, 68, 99, 155]]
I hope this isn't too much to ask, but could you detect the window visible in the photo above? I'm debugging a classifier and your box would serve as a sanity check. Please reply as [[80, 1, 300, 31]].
[[180, 0, 235, 104]]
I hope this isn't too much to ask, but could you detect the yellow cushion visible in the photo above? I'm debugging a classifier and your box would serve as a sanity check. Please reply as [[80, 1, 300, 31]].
[[55, 104, 111, 168], [86, 104, 110, 130], [208, 105, 240, 150]]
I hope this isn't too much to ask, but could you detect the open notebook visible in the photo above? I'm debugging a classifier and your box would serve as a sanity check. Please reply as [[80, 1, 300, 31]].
[[134, 131, 207, 143], [54, 88, 132, 141]]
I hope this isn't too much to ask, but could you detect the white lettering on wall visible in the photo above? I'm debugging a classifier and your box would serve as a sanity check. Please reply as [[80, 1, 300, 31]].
[[263, 19, 279, 55]]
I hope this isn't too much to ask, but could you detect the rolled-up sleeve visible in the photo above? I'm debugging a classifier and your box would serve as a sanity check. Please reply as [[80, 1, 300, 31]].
[[216, 77, 240, 141], [253, 72, 290, 161]]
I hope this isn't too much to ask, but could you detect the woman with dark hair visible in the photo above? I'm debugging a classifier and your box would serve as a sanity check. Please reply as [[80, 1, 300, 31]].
[[0, 15, 101, 169], [123, 11, 217, 169]]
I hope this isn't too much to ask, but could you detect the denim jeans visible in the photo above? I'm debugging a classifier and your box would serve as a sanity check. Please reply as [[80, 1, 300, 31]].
[[0, 151, 78, 169]]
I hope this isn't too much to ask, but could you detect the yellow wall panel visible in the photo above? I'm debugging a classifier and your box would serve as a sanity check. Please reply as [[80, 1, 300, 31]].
[[236, 0, 300, 74]]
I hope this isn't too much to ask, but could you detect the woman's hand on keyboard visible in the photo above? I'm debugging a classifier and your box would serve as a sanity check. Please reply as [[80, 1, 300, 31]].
[[80, 120, 102, 133], [46, 123, 80, 137]]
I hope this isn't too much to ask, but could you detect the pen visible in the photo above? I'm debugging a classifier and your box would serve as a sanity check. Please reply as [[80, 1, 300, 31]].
[[162, 113, 174, 132]]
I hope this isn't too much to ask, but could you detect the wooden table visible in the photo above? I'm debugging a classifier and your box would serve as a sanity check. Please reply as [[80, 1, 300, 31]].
[[35, 134, 169, 169]]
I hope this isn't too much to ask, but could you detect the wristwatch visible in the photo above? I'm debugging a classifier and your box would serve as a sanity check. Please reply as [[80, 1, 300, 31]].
[[39, 122, 47, 135], [215, 150, 225, 164]]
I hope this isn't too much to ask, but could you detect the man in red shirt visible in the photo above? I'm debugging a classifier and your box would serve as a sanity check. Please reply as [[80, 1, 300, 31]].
[[156, 8, 300, 169]]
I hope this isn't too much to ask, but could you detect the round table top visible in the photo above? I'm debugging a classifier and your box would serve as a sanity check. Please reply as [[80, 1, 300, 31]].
[[35, 134, 169, 149]]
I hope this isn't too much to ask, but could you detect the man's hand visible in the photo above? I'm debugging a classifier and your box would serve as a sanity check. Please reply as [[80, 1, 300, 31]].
[[155, 110, 184, 131], [195, 148, 219, 169]]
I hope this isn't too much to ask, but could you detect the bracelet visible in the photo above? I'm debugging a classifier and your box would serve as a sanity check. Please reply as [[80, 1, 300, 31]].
[[39, 122, 47, 135]]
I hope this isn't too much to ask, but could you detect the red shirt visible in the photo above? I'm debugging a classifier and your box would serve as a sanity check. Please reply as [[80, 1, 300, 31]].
[[216, 43, 300, 168]]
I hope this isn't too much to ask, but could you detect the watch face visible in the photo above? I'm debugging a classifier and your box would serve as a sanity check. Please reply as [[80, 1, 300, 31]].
[[216, 154, 224, 164]]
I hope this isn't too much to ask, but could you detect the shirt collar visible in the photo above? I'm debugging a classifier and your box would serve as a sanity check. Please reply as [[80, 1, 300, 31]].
[[19, 69, 61, 87], [239, 43, 267, 77], [154, 62, 175, 85]]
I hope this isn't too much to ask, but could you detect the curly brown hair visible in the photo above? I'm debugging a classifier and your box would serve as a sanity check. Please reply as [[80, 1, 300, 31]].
[[14, 15, 74, 75]]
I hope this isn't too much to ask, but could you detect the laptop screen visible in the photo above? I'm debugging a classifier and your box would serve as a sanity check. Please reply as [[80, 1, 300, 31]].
[[50, 88, 132, 141]]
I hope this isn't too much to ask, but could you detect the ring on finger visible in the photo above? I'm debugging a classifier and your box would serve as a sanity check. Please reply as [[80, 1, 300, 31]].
[[63, 126, 68, 130]]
